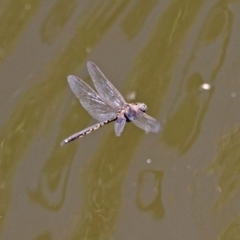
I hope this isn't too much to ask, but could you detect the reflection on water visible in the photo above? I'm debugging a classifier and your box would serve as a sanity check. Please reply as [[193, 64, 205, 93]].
[[0, 0, 41, 61], [191, 126, 240, 239], [0, 0, 130, 236], [208, 126, 240, 212], [0, 0, 240, 239], [69, 0, 209, 238], [217, 215, 240, 240], [122, 0, 158, 39], [41, 0, 77, 44], [136, 170, 164, 219], [163, 1, 231, 154], [163, 73, 213, 153]]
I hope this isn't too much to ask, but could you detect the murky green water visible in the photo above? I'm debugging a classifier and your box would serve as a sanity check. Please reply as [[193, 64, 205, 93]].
[[0, 0, 240, 239]]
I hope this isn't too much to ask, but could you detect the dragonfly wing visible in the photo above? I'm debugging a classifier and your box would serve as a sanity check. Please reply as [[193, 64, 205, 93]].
[[68, 75, 117, 122], [133, 113, 161, 133], [87, 62, 126, 108], [114, 116, 126, 136]]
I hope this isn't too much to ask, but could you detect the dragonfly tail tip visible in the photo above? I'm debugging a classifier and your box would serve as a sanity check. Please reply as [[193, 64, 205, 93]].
[[60, 140, 67, 146]]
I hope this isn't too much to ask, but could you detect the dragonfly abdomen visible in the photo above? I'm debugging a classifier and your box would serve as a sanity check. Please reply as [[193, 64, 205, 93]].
[[60, 117, 117, 146]]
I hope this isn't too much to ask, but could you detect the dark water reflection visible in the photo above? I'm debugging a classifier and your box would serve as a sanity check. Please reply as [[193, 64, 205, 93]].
[[0, 0, 240, 240]]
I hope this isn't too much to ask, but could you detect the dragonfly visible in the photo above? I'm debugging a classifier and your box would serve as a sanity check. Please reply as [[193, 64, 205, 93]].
[[60, 62, 161, 146]]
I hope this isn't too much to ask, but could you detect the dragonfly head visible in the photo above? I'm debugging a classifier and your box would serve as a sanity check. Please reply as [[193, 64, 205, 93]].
[[136, 103, 147, 112]]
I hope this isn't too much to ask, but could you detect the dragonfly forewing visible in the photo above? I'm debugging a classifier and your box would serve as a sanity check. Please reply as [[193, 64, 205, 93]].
[[87, 62, 126, 108], [68, 75, 117, 122]]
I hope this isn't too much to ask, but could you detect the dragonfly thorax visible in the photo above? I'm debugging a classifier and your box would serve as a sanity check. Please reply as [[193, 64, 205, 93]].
[[123, 103, 147, 122]]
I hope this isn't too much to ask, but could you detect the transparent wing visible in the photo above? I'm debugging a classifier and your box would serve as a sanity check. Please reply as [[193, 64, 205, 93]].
[[114, 116, 126, 136], [67, 75, 117, 122], [133, 113, 161, 133], [87, 61, 126, 108]]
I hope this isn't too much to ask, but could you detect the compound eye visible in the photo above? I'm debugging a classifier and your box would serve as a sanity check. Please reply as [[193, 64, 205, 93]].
[[140, 103, 147, 112]]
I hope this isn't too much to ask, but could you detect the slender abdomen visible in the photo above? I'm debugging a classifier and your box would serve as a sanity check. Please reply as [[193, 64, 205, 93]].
[[60, 117, 117, 146]]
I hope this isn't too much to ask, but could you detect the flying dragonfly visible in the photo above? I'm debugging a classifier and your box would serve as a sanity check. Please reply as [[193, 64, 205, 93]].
[[60, 62, 161, 146]]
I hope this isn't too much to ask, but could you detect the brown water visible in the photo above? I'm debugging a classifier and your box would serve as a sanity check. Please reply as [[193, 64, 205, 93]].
[[1, 0, 240, 239]]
